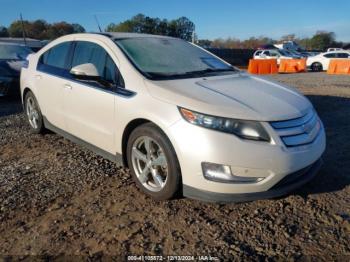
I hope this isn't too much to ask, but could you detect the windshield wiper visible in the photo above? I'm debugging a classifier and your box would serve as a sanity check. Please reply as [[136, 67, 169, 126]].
[[147, 67, 237, 80]]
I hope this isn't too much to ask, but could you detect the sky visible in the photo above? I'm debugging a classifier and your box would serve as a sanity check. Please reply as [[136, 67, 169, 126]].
[[1, 0, 349, 41]]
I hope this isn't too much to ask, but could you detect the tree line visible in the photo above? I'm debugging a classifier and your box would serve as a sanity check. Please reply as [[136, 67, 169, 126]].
[[203, 32, 346, 51], [0, 20, 85, 40], [0, 14, 195, 42], [0, 14, 347, 51], [106, 14, 195, 42]]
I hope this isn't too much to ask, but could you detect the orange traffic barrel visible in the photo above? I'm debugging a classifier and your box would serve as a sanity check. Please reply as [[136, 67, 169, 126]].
[[248, 59, 278, 74], [279, 59, 307, 73], [327, 59, 350, 75]]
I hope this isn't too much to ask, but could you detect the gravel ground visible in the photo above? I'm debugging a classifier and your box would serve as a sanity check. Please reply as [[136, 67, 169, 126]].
[[0, 72, 349, 261]]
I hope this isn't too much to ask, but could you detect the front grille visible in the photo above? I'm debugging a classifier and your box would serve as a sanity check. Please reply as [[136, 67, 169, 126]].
[[270, 110, 321, 147]]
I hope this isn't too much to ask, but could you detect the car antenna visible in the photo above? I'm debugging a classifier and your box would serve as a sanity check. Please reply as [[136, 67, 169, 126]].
[[20, 13, 27, 46], [94, 15, 103, 32]]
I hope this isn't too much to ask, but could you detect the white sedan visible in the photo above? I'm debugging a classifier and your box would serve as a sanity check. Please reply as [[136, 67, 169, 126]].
[[20, 33, 325, 202], [253, 49, 300, 64], [307, 51, 350, 71]]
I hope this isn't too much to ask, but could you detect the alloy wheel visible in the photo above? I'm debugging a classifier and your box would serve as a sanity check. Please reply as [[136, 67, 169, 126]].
[[26, 97, 39, 129], [131, 136, 168, 192]]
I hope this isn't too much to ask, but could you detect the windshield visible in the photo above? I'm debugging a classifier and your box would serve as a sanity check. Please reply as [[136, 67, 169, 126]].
[[0, 44, 33, 60], [278, 49, 290, 56], [115, 37, 236, 80]]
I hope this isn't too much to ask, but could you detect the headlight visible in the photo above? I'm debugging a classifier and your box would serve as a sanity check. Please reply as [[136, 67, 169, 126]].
[[179, 107, 270, 142]]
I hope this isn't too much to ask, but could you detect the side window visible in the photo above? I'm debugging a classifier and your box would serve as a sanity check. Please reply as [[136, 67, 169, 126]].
[[324, 53, 336, 58], [270, 51, 278, 57], [264, 51, 270, 56], [337, 53, 349, 58], [40, 42, 71, 69], [71, 41, 124, 88]]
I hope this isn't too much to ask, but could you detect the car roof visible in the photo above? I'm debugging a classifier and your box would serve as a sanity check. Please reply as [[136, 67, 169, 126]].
[[324, 50, 350, 54], [0, 42, 27, 47], [93, 32, 176, 40]]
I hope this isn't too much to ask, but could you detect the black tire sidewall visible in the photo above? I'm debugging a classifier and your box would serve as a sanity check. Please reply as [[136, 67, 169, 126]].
[[126, 123, 181, 201], [24, 91, 44, 134], [312, 62, 322, 72]]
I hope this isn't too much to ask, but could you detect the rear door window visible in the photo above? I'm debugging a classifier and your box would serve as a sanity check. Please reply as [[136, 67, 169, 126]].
[[40, 42, 71, 70]]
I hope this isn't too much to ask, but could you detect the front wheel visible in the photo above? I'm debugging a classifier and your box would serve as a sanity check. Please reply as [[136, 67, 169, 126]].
[[311, 62, 323, 72], [126, 123, 181, 200], [24, 91, 45, 134]]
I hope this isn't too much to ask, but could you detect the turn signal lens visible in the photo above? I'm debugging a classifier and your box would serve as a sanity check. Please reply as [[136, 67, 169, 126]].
[[180, 108, 197, 123]]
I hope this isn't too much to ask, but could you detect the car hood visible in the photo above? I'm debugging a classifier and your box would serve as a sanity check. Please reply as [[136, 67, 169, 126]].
[[145, 73, 312, 121], [0, 59, 25, 77]]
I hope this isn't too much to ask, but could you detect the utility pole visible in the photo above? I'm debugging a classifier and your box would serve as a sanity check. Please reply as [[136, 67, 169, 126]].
[[94, 15, 103, 32], [20, 13, 27, 46]]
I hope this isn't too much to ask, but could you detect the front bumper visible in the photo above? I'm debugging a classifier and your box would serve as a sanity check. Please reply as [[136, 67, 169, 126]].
[[183, 158, 323, 203], [0, 76, 19, 97], [167, 118, 326, 201]]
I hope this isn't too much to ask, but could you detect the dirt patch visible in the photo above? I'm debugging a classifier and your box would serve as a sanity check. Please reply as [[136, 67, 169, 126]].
[[0, 73, 349, 260]]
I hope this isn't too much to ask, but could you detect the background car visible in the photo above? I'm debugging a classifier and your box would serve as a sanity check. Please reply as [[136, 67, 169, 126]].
[[306, 50, 350, 71], [0, 42, 33, 97], [327, 48, 343, 52], [253, 49, 301, 64]]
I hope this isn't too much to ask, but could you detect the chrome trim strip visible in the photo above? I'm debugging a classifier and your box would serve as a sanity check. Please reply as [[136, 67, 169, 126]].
[[274, 114, 318, 137], [271, 110, 314, 129], [282, 120, 321, 146]]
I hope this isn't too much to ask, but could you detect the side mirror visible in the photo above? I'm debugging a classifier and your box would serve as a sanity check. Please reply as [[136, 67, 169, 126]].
[[70, 63, 100, 81]]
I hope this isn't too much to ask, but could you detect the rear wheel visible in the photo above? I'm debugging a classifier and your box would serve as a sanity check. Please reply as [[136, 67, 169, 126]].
[[24, 91, 45, 134], [126, 123, 181, 200], [311, 62, 323, 72]]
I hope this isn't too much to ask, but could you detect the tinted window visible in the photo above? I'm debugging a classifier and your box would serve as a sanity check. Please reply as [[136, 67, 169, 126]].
[[71, 41, 123, 87], [41, 42, 71, 69], [255, 50, 262, 56], [337, 53, 350, 58], [264, 51, 270, 56], [324, 53, 336, 58]]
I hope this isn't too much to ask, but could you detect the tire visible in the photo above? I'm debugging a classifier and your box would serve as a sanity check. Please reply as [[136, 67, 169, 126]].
[[126, 122, 181, 200], [24, 91, 45, 134], [311, 62, 323, 72]]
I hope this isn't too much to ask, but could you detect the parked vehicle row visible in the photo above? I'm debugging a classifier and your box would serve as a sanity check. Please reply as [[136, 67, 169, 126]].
[[306, 50, 350, 71], [0, 42, 33, 96], [20, 33, 325, 202], [253, 48, 350, 72], [253, 49, 301, 64]]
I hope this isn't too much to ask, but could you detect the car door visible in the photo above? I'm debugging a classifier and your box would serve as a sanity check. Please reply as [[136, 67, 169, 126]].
[[323, 53, 337, 69], [35, 41, 72, 129], [63, 40, 120, 154]]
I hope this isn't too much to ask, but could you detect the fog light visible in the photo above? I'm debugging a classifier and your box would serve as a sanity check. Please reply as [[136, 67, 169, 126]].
[[201, 162, 264, 183]]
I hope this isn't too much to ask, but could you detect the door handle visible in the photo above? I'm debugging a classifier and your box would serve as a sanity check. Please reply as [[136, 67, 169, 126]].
[[35, 75, 42, 80], [64, 83, 72, 90]]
